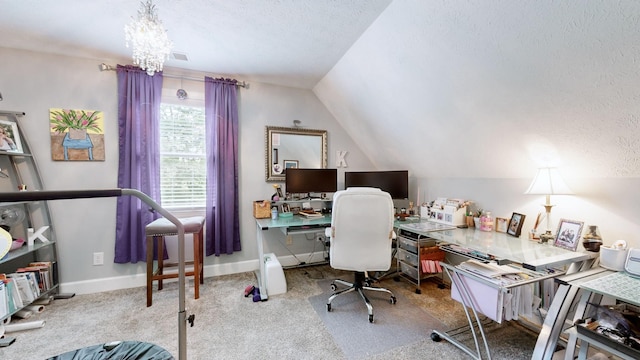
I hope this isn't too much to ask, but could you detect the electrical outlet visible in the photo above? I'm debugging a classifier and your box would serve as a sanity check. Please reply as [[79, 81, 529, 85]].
[[286, 235, 293, 245], [93, 252, 104, 266]]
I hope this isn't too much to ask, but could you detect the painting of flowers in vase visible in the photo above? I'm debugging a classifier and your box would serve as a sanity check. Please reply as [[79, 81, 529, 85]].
[[49, 108, 105, 161]]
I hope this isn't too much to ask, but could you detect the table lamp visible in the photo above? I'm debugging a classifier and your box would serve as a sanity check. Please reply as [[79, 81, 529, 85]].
[[524, 167, 573, 242]]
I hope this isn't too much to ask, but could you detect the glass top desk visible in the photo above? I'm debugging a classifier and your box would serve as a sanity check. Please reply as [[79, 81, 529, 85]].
[[254, 214, 412, 300], [396, 220, 598, 360], [397, 221, 595, 271], [255, 214, 332, 300], [562, 270, 640, 360]]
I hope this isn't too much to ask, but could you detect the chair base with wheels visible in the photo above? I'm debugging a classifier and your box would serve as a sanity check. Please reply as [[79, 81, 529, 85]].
[[145, 216, 205, 307], [327, 271, 397, 323]]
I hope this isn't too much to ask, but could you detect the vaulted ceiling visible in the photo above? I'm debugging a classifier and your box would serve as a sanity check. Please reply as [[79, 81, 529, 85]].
[[0, 0, 391, 89]]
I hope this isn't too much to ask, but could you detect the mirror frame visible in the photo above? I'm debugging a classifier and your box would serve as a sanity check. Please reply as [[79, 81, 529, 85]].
[[265, 126, 327, 182]]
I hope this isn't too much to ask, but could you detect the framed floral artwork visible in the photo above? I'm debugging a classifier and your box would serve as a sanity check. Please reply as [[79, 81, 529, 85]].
[[49, 108, 105, 161]]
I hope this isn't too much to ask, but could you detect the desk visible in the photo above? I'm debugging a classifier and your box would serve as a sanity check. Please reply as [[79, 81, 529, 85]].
[[561, 270, 640, 360], [254, 214, 414, 300], [255, 214, 331, 300], [395, 222, 597, 360]]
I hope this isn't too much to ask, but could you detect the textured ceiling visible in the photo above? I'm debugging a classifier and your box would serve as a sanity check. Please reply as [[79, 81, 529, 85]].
[[0, 0, 392, 89]]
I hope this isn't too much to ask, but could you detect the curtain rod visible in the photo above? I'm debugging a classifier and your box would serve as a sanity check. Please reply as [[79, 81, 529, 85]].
[[99, 63, 247, 88]]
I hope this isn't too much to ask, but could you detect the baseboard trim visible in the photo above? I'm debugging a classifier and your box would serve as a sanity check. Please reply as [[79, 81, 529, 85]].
[[59, 252, 326, 295]]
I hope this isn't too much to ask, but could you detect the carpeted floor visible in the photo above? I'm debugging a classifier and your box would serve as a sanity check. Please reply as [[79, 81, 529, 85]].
[[0, 265, 538, 359], [308, 278, 447, 359]]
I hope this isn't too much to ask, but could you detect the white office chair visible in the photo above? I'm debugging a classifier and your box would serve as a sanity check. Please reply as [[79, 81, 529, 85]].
[[325, 187, 397, 323]]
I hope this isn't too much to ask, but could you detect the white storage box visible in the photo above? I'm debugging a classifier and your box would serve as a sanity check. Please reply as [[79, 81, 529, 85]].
[[264, 253, 287, 295], [600, 246, 628, 271]]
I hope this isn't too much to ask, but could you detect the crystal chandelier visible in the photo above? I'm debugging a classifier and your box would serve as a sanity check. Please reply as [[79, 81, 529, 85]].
[[124, 0, 173, 76]]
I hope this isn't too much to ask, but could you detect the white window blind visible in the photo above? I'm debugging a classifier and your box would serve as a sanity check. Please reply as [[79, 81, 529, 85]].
[[159, 104, 206, 209]]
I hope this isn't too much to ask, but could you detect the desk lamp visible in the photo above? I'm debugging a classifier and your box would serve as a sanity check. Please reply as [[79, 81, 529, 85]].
[[524, 168, 573, 242]]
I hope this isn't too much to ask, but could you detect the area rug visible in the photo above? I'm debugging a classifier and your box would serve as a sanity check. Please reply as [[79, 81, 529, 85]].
[[308, 279, 447, 359]]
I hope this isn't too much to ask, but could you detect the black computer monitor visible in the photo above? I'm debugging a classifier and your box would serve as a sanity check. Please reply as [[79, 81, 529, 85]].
[[344, 170, 409, 199], [285, 168, 337, 195]]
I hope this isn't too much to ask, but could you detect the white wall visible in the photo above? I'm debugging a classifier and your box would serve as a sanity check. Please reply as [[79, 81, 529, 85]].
[[0, 47, 374, 294], [315, 1, 640, 249]]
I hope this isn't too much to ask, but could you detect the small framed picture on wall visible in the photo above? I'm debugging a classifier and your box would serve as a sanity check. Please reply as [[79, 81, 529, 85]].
[[0, 119, 23, 153], [507, 213, 526, 237], [284, 160, 299, 169]]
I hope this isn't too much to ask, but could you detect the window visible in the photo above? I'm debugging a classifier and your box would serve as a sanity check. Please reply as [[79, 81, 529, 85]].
[[159, 104, 206, 209]]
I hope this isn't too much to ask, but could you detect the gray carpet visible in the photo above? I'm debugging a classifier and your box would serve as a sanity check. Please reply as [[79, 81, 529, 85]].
[[309, 279, 446, 359], [0, 265, 538, 360]]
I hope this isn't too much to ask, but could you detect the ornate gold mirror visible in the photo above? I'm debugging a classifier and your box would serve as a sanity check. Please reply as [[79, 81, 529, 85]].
[[265, 126, 327, 182]]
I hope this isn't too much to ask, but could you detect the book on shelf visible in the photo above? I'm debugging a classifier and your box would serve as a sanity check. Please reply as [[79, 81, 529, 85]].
[[1, 274, 22, 313], [7, 272, 40, 305], [20, 261, 54, 291], [0, 281, 7, 319], [5, 278, 20, 313]]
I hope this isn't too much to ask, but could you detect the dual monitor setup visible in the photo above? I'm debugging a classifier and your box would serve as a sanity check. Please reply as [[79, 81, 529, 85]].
[[285, 168, 408, 200]]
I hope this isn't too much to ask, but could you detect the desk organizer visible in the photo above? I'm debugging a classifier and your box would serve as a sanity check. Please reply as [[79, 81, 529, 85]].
[[424, 198, 469, 226], [253, 200, 271, 219], [429, 205, 467, 226]]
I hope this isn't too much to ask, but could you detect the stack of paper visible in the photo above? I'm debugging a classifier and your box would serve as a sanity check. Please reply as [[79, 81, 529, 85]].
[[457, 260, 520, 279], [299, 210, 323, 218]]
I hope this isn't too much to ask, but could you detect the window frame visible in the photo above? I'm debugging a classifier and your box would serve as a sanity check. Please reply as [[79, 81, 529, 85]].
[[158, 100, 207, 210]]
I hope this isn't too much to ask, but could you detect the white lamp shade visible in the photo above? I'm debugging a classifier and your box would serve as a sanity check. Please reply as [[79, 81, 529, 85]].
[[524, 168, 573, 195]]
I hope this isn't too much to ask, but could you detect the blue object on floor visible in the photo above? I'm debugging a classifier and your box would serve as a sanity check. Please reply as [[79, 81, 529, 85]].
[[47, 340, 174, 359]]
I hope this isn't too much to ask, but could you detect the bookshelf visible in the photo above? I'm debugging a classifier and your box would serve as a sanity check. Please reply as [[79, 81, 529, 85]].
[[0, 110, 58, 323]]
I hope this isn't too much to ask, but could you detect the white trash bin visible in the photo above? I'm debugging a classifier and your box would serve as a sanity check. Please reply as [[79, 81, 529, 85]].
[[264, 253, 287, 295]]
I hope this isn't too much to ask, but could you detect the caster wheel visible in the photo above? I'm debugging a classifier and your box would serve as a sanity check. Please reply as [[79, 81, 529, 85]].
[[437, 283, 446, 289], [390, 296, 397, 304], [431, 332, 441, 342], [415, 288, 422, 294], [330, 283, 337, 291], [369, 315, 374, 323], [327, 303, 332, 312], [364, 280, 372, 287]]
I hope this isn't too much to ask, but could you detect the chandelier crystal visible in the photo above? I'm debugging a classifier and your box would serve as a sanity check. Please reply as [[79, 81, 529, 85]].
[[124, 0, 173, 76]]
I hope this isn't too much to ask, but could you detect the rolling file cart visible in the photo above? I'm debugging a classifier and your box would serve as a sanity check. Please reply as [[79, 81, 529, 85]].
[[395, 222, 457, 293]]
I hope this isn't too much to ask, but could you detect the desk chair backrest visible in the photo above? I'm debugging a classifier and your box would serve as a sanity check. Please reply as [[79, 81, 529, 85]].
[[328, 187, 394, 272]]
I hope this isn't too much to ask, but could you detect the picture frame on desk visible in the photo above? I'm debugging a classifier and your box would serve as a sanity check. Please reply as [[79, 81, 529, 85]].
[[495, 217, 509, 233], [283, 159, 298, 169], [553, 218, 584, 251], [281, 203, 290, 213], [507, 213, 526, 237]]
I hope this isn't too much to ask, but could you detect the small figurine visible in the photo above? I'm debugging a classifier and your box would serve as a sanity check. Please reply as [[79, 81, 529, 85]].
[[271, 184, 284, 201]]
